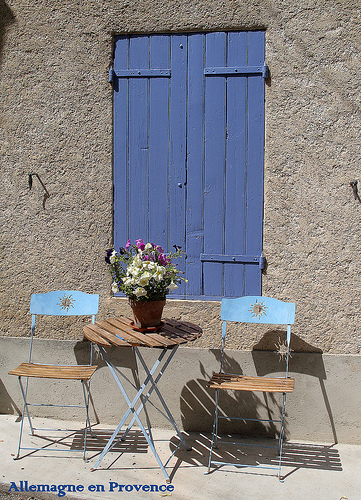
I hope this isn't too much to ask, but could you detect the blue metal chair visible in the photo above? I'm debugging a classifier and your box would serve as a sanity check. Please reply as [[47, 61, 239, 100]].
[[9, 291, 99, 460], [206, 296, 295, 479]]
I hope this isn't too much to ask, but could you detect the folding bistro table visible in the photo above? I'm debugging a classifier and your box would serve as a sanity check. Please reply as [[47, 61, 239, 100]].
[[83, 316, 202, 482]]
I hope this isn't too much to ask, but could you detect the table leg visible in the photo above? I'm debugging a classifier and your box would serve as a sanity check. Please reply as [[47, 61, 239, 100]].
[[91, 346, 187, 482], [127, 346, 191, 452]]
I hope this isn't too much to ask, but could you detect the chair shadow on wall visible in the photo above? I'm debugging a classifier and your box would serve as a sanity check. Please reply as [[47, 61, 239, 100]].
[[174, 331, 341, 479], [0, 379, 22, 419], [0, 1, 15, 67], [252, 330, 338, 445]]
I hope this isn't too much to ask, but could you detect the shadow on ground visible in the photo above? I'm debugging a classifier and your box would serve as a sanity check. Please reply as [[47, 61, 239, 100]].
[[168, 432, 342, 481]]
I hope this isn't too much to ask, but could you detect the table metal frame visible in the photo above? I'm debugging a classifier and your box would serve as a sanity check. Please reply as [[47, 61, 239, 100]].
[[84, 317, 202, 482]]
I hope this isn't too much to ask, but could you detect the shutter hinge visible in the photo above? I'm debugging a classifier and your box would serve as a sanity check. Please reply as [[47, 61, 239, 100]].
[[109, 66, 116, 83], [262, 62, 269, 79], [259, 254, 266, 270]]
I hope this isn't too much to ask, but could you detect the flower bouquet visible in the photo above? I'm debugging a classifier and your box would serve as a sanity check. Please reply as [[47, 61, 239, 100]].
[[105, 239, 185, 329], [105, 239, 185, 301]]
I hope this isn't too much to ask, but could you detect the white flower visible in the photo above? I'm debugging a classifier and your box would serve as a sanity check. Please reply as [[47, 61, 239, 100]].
[[168, 281, 178, 291], [123, 277, 135, 286], [139, 271, 152, 286], [144, 261, 156, 270], [109, 250, 117, 264], [153, 267, 166, 282], [145, 243, 153, 251], [111, 282, 119, 293], [134, 287, 147, 298], [129, 266, 140, 276]]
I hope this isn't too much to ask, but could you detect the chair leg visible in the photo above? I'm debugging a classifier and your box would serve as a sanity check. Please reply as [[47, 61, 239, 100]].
[[277, 392, 287, 480], [18, 377, 34, 434], [207, 388, 220, 472], [16, 376, 94, 461], [81, 380, 94, 460], [15, 377, 34, 459]]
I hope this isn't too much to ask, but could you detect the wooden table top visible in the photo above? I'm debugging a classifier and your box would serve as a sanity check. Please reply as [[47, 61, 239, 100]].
[[83, 317, 202, 348]]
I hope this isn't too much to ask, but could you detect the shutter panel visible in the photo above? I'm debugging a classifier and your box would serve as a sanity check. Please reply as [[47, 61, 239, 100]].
[[113, 32, 265, 299], [244, 31, 265, 296], [185, 33, 205, 296], [168, 35, 187, 296], [224, 31, 248, 297], [198, 31, 265, 298], [203, 32, 227, 298]]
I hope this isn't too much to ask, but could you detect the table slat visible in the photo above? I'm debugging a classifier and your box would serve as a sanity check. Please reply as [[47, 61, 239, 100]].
[[84, 316, 202, 349], [95, 319, 146, 346], [107, 318, 164, 347], [165, 318, 202, 337], [83, 325, 111, 346], [143, 333, 179, 347], [85, 323, 129, 347]]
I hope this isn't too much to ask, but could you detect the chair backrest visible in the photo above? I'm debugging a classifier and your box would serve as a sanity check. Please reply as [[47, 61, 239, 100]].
[[28, 291, 99, 363], [221, 296, 295, 325], [30, 291, 99, 318], [219, 296, 296, 375]]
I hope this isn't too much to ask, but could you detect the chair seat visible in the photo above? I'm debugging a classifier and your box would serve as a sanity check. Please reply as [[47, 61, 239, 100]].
[[207, 373, 295, 393], [9, 363, 97, 381]]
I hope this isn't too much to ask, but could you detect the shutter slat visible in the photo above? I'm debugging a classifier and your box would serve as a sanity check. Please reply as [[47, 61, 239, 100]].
[[245, 32, 265, 296], [203, 32, 227, 297], [148, 35, 170, 248], [185, 33, 204, 297], [168, 35, 187, 295]]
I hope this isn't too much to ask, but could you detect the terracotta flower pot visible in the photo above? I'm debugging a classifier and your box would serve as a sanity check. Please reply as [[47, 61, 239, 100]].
[[129, 299, 166, 329]]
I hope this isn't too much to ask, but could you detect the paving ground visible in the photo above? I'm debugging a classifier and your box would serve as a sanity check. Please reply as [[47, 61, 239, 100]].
[[0, 415, 360, 500]]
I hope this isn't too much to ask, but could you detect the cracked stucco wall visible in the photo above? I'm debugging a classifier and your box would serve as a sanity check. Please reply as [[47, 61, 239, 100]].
[[1, 0, 361, 354]]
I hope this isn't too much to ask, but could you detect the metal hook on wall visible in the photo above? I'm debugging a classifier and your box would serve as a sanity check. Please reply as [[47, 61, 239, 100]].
[[28, 173, 50, 209], [350, 180, 361, 203]]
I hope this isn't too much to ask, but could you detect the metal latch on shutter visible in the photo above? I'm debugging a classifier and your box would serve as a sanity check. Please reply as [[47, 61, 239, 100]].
[[204, 62, 269, 79], [109, 66, 171, 82], [200, 254, 266, 270]]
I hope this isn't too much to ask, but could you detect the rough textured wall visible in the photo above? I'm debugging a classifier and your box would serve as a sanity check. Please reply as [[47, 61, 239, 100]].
[[262, 1, 361, 355], [1, 0, 361, 354]]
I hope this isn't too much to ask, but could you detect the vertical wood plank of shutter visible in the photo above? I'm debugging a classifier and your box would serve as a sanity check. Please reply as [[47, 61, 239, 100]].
[[148, 35, 169, 247], [113, 36, 129, 249], [203, 31, 227, 297], [185, 33, 205, 297], [244, 31, 265, 296], [168, 34, 187, 278], [224, 31, 248, 298], [112, 32, 265, 299], [128, 35, 149, 242]]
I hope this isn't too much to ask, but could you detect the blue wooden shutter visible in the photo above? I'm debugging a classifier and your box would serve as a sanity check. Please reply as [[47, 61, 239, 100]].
[[113, 31, 266, 299]]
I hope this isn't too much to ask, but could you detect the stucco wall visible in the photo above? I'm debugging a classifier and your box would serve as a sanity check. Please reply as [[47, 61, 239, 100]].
[[1, 0, 361, 354]]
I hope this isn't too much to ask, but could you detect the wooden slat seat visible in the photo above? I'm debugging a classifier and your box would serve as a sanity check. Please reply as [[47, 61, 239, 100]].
[[207, 372, 295, 393], [9, 363, 97, 380]]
